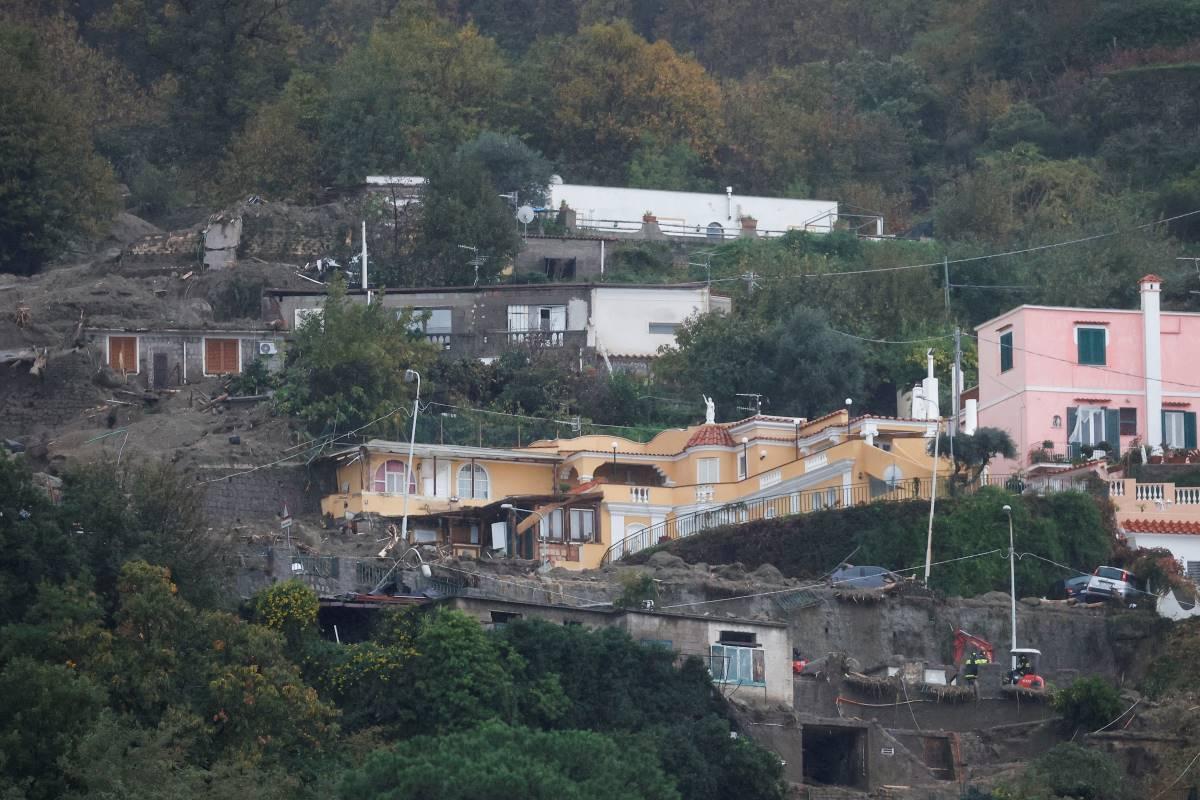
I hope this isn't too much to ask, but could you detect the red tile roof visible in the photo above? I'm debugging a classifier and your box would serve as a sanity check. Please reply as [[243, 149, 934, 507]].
[[685, 424, 736, 448], [1122, 519, 1200, 535], [1139, 274, 1164, 284]]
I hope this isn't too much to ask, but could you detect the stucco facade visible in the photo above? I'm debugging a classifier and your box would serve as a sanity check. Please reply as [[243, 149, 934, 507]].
[[318, 409, 946, 570], [976, 276, 1200, 471], [87, 327, 285, 387]]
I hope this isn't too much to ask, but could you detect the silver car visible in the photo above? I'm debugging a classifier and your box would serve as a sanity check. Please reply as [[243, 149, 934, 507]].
[[1084, 566, 1137, 603]]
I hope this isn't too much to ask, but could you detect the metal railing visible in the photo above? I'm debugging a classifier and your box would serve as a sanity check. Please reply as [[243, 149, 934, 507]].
[[599, 473, 1104, 565]]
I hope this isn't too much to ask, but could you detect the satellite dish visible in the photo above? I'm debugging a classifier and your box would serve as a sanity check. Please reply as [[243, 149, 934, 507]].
[[516, 206, 536, 224]]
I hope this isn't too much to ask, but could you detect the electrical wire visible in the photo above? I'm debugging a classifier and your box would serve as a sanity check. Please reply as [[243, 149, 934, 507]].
[[829, 329, 956, 345], [697, 208, 1200, 286], [968, 331, 1200, 392]]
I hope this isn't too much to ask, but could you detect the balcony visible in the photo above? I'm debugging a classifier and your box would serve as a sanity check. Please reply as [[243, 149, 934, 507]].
[[423, 330, 587, 358]]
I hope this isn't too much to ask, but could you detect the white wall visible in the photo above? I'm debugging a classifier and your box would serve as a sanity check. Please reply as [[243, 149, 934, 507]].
[[589, 287, 721, 356], [551, 184, 838, 235], [1129, 532, 1200, 570]]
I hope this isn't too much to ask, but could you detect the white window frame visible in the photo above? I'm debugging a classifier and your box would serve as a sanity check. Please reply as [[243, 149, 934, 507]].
[[1073, 325, 1108, 365], [1070, 407, 1108, 447], [569, 508, 595, 542], [374, 460, 415, 495], [697, 457, 720, 484], [202, 336, 242, 377], [457, 463, 490, 499], [1165, 411, 1187, 449], [106, 334, 140, 375], [737, 450, 748, 480]]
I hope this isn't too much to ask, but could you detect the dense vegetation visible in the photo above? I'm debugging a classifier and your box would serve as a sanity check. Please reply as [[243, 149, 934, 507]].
[[0, 452, 784, 799], [6, 0, 1200, 429], [634, 487, 1115, 599]]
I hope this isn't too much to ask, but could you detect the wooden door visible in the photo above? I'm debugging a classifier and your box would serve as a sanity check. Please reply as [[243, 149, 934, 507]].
[[152, 352, 168, 389]]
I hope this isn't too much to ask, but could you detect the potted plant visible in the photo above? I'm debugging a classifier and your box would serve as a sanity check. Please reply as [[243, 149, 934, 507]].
[[1043, 440, 1055, 450], [642, 211, 657, 224]]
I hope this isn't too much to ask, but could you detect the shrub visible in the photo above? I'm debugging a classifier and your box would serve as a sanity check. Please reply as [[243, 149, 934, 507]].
[[1051, 677, 1123, 731]]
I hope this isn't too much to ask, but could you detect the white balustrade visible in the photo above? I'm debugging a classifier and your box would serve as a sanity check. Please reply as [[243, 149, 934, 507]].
[[759, 469, 782, 490], [1109, 480, 1125, 497], [630, 486, 651, 503], [1135, 483, 1166, 501], [804, 451, 828, 471], [1175, 486, 1200, 505]]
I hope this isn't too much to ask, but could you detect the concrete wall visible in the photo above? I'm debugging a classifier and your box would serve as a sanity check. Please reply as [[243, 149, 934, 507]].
[[590, 286, 721, 357], [447, 595, 792, 708], [550, 183, 838, 235], [516, 237, 607, 280], [0, 350, 102, 438], [87, 330, 285, 386], [200, 463, 321, 525]]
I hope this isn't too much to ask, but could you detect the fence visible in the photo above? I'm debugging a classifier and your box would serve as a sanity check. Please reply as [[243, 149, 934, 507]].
[[600, 473, 1102, 566]]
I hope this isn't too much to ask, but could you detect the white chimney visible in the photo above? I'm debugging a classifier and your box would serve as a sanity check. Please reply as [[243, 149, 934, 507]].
[[963, 398, 978, 435], [920, 348, 940, 420], [1142, 275, 1164, 453]]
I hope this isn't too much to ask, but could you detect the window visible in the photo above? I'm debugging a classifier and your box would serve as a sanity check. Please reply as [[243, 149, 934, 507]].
[[719, 630, 757, 646], [490, 611, 521, 626], [543, 257, 576, 280], [648, 322, 681, 335], [204, 338, 241, 375], [1119, 407, 1138, 437], [457, 463, 489, 499], [508, 304, 566, 332], [372, 460, 416, 494], [999, 331, 1014, 372], [697, 457, 719, 484], [1068, 407, 1118, 447], [469, 523, 480, 545], [107, 335, 138, 374], [1186, 561, 1200, 583], [539, 508, 565, 541], [405, 307, 452, 334], [1076, 327, 1107, 365], [1163, 411, 1197, 450], [569, 508, 595, 542], [709, 644, 765, 685], [737, 450, 748, 480]]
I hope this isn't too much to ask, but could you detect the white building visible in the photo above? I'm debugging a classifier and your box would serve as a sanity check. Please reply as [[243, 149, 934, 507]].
[[549, 183, 840, 238]]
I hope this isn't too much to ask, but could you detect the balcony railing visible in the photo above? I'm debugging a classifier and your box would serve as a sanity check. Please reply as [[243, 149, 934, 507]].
[[630, 486, 652, 503], [599, 473, 1105, 566], [1110, 479, 1200, 506]]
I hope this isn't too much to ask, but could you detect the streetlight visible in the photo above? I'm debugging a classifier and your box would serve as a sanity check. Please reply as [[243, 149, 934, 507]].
[[1003, 504, 1017, 669], [400, 369, 421, 550], [611, 441, 618, 465], [501, 503, 548, 565]]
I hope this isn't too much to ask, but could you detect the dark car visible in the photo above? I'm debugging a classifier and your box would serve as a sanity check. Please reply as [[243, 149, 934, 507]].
[[830, 564, 899, 590], [1047, 575, 1091, 600]]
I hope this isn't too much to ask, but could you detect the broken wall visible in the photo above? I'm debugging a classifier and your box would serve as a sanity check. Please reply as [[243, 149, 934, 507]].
[[0, 351, 103, 438], [201, 463, 322, 525]]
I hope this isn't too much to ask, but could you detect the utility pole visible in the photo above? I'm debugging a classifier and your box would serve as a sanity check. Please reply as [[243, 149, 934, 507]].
[[943, 256, 950, 311], [951, 327, 962, 437]]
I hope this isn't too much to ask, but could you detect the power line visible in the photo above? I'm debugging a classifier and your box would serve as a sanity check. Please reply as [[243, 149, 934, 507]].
[[722, 207, 1200, 282], [968, 331, 1200, 392], [829, 329, 956, 345]]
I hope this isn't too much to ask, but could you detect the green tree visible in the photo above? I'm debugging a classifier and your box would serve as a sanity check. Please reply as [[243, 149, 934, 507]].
[[1009, 743, 1129, 800], [339, 721, 680, 800], [0, 26, 117, 275], [930, 427, 1017, 484], [275, 274, 437, 435], [0, 658, 106, 800], [1052, 677, 1124, 733], [320, 18, 510, 185], [399, 154, 522, 286], [456, 132, 554, 206]]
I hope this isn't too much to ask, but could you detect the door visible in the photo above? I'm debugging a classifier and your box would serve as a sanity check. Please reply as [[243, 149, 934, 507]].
[[152, 352, 168, 389]]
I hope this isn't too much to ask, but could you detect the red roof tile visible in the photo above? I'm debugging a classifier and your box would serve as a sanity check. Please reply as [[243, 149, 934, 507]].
[[1122, 519, 1200, 535], [685, 424, 736, 448], [1139, 274, 1164, 284]]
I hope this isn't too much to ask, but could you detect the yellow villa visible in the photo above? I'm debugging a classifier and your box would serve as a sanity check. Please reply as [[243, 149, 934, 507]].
[[318, 408, 947, 570]]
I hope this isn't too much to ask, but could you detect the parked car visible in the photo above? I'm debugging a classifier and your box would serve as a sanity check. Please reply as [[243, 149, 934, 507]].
[[1083, 566, 1138, 604], [830, 564, 900, 590], [1047, 575, 1091, 601]]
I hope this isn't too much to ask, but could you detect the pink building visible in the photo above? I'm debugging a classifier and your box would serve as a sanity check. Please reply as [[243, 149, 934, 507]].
[[976, 275, 1200, 469]]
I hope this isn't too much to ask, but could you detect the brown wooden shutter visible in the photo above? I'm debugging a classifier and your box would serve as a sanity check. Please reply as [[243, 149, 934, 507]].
[[108, 336, 138, 374], [205, 338, 240, 374]]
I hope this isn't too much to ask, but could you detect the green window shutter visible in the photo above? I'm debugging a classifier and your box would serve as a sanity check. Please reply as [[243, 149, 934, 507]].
[[1067, 407, 1078, 458], [1078, 329, 1106, 365], [1186, 413, 1197, 449], [1104, 409, 1120, 458], [1163, 411, 1169, 450], [1000, 332, 1013, 372]]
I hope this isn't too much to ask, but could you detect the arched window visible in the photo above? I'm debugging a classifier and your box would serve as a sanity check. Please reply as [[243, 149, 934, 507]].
[[883, 464, 903, 489], [373, 460, 415, 494], [706, 221, 724, 240], [458, 463, 489, 499]]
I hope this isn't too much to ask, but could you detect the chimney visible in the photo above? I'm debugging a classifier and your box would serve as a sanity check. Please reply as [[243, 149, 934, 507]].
[[1141, 274, 1164, 453]]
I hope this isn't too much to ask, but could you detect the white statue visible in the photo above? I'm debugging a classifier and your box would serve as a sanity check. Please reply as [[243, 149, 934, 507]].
[[703, 395, 716, 424]]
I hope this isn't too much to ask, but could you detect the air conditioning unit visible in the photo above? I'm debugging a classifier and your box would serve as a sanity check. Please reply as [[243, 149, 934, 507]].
[[258, 341, 278, 356]]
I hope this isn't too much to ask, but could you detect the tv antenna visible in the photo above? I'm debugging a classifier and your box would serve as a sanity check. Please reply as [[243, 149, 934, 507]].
[[736, 393, 766, 415], [457, 244, 487, 286]]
